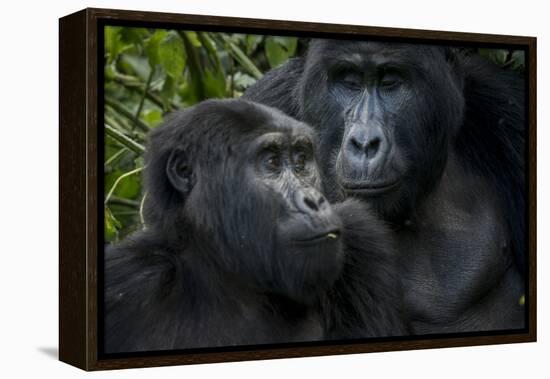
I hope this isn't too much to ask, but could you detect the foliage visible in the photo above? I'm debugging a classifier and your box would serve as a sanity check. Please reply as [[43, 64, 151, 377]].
[[103, 26, 524, 241], [103, 26, 300, 241], [478, 48, 525, 71]]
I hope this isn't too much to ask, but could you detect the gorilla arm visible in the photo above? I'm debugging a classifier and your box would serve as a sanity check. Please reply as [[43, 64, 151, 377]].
[[104, 231, 193, 353]]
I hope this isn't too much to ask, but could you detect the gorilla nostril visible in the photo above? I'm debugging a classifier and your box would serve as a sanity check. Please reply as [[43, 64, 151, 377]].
[[304, 196, 319, 211], [368, 138, 380, 150], [365, 137, 381, 159]]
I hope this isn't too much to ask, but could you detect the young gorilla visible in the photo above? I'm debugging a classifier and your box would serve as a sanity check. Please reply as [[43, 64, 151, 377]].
[[104, 99, 405, 353]]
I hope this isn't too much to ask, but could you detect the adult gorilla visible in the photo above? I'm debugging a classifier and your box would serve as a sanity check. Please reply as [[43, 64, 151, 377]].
[[244, 40, 526, 334], [104, 99, 404, 353]]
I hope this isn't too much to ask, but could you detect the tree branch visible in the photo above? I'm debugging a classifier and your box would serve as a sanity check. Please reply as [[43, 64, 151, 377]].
[[105, 124, 146, 154], [105, 96, 151, 133], [104, 167, 145, 205], [112, 72, 177, 112], [134, 67, 155, 129]]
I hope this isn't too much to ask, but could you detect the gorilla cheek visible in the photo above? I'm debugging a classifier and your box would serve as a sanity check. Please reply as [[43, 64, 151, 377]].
[[334, 149, 348, 184]]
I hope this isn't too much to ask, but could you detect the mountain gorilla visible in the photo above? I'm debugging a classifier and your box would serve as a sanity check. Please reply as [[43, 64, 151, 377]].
[[244, 40, 526, 334], [104, 99, 404, 353]]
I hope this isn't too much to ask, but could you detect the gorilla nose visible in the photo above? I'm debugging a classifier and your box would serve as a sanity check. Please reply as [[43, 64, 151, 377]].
[[350, 134, 381, 159], [345, 125, 386, 162], [295, 188, 328, 214]]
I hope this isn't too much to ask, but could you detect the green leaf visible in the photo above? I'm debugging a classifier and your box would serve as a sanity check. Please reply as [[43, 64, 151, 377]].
[[273, 36, 297, 56], [265, 37, 285, 68], [142, 109, 163, 128], [105, 26, 129, 63], [161, 75, 177, 103], [115, 172, 141, 199], [264, 36, 298, 68], [178, 81, 199, 106], [185, 31, 202, 47], [245, 35, 263, 55], [104, 206, 121, 241], [509, 50, 525, 71], [204, 68, 227, 98], [159, 31, 186, 78], [105, 169, 141, 200], [120, 27, 150, 46], [233, 72, 256, 90], [478, 48, 509, 66], [145, 30, 168, 68], [119, 54, 150, 80]]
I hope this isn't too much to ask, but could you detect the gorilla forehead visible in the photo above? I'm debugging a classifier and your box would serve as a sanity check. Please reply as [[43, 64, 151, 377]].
[[308, 39, 445, 70], [163, 99, 315, 149]]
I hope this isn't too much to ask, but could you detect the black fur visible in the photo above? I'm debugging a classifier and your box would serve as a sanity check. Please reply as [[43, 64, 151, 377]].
[[325, 199, 406, 338], [244, 41, 526, 334], [104, 99, 405, 353]]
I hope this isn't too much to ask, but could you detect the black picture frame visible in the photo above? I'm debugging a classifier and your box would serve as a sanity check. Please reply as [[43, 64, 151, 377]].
[[59, 7, 537, 371]]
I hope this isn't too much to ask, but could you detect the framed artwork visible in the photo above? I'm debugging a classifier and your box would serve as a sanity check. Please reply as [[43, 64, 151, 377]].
[[59, 8, 537, 371]]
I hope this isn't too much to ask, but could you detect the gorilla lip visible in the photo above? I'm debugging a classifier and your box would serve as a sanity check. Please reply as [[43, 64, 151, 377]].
[[292, 229, 341, 244], [341, 179, 401, 196]]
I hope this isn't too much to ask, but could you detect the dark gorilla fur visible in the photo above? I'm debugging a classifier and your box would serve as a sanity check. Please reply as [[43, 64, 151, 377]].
[[244, 40, 526, 334], [104, 99, 405, 353]]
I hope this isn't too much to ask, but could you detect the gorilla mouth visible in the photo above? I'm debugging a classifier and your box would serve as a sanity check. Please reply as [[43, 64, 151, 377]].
[[292, 229, 341, 244], [341, 179, 401, 196]]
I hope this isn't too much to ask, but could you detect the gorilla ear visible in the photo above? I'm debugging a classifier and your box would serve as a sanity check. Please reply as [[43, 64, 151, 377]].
[[166, 149, 194, 196]]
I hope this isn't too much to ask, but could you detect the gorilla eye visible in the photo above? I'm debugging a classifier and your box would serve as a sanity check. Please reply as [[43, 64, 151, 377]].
[[380, 71, 402, 89], [266, 155, 282, 171], [334, 69, 363, 90], [294, 152, 308, 172]]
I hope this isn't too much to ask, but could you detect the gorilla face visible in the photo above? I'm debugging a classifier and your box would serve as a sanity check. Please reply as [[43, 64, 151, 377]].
[[299, 41, 465, 220], [162, 100, 344, 303], [248, 130, 344, 301]]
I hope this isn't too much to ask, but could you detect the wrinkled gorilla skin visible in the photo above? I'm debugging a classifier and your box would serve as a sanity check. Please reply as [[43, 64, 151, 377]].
[[104, 99, 405, 354], [244, 40, 526, 334]]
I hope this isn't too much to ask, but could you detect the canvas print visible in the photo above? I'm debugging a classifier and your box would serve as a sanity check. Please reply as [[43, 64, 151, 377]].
[[101, 25, 527, 355]]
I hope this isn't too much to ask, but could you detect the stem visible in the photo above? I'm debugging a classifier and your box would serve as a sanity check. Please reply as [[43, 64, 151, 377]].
[[179, 31, 206, 100], [104, 124, 145, 154], [198, 32, 224, 73], [105, 96, 150, 132], [229, 53, 235, 96], [104, 167, 145, 205], [105, 109, 132, 131], [217, 34, 262, 79], [107, 195, 140, 208], [134, 67, 155, 129], [112, 210, 139, 216], [104, 147, 128, 167], [112, 72, 177, 112], [104, 113, 126, 131], [139, 192, 148, 226]]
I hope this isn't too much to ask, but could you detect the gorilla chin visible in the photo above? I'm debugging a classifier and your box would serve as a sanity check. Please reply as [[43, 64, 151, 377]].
[[278, 215, 345, 303]]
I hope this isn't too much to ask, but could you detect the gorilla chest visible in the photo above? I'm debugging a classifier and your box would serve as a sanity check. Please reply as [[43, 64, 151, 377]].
[[397, 190, 511, 325], [193, 300, 325, 347]]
